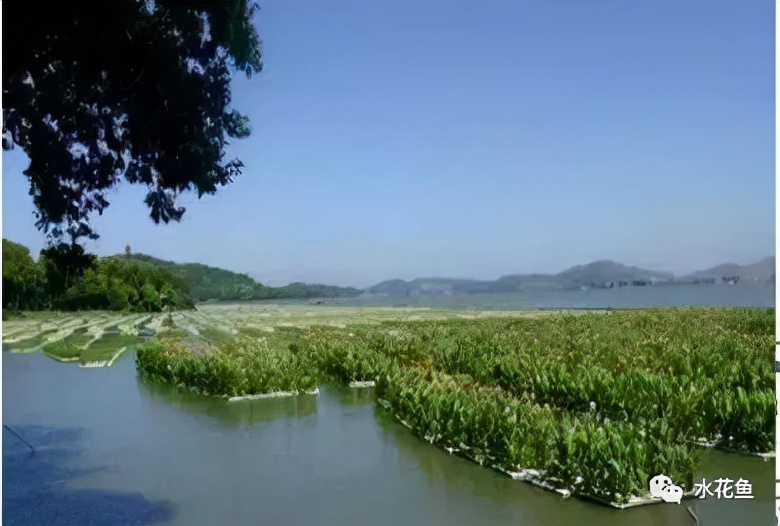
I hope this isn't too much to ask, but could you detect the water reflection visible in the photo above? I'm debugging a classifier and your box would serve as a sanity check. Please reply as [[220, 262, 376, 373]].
[[324, 283, 775, 309], [136, 378, 317, 426], [685, 451, 775, 525], [338, 386, 376, 407], [3, 425, 173, 526]]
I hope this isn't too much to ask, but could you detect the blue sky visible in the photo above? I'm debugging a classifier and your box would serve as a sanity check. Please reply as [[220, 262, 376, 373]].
[[2, 0, 775, 288]]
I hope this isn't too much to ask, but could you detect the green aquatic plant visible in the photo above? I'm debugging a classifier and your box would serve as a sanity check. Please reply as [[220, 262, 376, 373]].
[[136, 335, 318, 397], [375, 366, 701, 504], [133, 306, 773, 504], [42, 340, 82, 360], [301, 327, 391, 384], [392, 309, 773, 453]]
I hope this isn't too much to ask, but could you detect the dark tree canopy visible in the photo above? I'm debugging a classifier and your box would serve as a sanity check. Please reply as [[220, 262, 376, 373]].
[[39, 242, 98, 300], [3, 0, 262, 244]]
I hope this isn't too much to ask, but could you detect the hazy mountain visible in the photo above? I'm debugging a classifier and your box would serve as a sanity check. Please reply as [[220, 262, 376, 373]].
[[365, 260, 676, 296], [365, 257, 775, 296], [489, 274, 568, 292], [158, 255, 772, 299], [680, 256, 775, 283], [116, 254, 773, 300], [365, 277, 495, 297], [554, 260, 673, 286], [367, 279, 413, 296]]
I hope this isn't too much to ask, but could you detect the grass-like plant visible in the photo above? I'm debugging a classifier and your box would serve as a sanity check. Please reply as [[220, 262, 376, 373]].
[[133, 306, 774, 505], [42, 340, 82, 360], [136, 335, 317, 397]]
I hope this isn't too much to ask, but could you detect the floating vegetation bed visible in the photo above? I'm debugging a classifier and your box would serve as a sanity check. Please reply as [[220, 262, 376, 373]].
[[136, 335, 318, 397], [375, 366, 700, 507], [83, 333, 144, 361], [10, 305, 774, 507], [6, 328, 59, 352], [7, 313, 153, 363], [42, 340, 82, 362], [303, 326, 392, 385], [367, 308, 773, 505]]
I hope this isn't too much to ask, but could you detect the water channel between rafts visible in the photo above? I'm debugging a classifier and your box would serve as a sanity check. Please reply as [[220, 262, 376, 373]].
[[3, 347, 775, 525]]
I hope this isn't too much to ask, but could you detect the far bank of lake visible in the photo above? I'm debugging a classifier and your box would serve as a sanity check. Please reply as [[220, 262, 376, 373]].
[[254, 281, 775, 310]]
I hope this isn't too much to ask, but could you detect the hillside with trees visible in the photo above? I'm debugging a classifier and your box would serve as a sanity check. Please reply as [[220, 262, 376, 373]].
[[106, 253, 362, 301], [3, 239, 362, 313], [105, 253, 265, 302], [3, 239, 194, 312]]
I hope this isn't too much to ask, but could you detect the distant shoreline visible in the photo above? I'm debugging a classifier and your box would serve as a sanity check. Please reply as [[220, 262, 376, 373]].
[[199, 281, 774, 310]]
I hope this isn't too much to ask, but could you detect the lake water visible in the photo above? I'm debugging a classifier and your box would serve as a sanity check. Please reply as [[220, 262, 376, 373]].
[[291, 282, 776, 310], [3, 347, 775, 525]]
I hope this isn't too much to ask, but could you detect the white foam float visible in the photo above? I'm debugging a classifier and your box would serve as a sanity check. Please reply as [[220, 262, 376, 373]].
[[227, 387, 320, 402]]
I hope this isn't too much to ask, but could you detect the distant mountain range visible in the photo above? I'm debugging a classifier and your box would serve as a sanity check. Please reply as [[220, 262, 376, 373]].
[[107, 253, 776, 300], [6, 236, 772, 304], [364, 257, 775, 297], [679, 256, 775, 283]]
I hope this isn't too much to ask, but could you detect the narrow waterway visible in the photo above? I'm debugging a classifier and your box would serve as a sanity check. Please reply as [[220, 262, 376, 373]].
[[3, 350, 774, 525]]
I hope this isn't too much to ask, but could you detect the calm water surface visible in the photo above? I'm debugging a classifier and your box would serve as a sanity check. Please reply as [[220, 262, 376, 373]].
[[3, 348, 774, 526], [315, 282, 775, 309]]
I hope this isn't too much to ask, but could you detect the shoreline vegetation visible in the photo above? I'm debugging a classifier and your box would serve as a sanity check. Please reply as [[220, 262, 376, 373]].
[[3, 304, 774, 507], [2, 239, 362, 317]]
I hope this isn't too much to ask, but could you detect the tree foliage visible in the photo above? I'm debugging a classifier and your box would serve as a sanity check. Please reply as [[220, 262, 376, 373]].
[[61, 258, 195, 311], [2, 239, 47, 310], [112, 253, 364, 301], [3, 1, 262, 244], [38, 242, 98, 300], [2, 238, 194, 312], [2, 239, 362, 313]]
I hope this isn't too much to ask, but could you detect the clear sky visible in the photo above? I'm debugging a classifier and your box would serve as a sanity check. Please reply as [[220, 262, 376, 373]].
[[2, 0, 775, 288]]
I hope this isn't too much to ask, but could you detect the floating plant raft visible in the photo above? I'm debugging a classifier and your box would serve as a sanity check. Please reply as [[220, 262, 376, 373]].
[[378, 398, 696, 509]]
